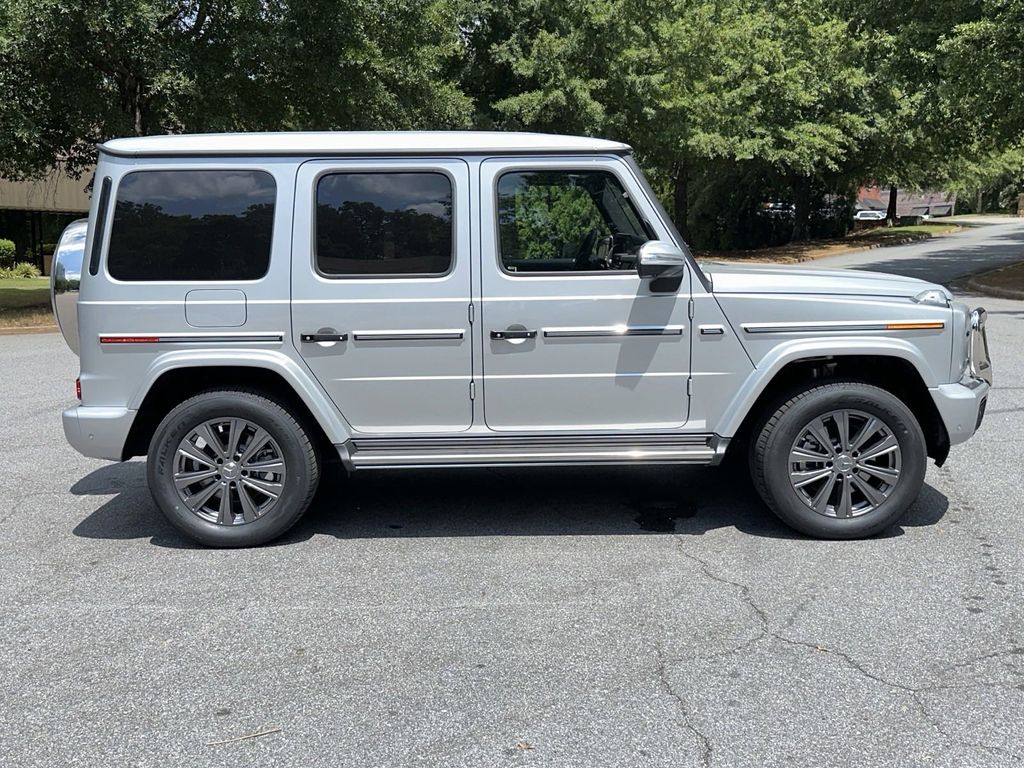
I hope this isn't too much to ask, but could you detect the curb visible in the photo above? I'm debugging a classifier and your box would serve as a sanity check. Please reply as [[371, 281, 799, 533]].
[[966, 274, 1024, 301], [0, 324, 59, 336], [786, 232, 934, 264], [704, 231, 941, 265]]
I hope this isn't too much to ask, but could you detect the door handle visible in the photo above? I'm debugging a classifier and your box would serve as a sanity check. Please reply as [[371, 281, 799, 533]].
[[491, 329, 537, 340], [301, 332, 348, 342]]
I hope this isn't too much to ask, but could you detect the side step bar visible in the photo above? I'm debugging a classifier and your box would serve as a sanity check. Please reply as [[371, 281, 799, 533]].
[[338, 434, 728, 470]]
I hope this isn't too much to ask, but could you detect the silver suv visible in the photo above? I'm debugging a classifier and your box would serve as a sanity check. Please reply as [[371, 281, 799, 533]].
[[52, 132, 992, 547]]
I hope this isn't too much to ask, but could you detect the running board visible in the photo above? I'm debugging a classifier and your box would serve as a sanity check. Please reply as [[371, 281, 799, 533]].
[[338, 434, 727, 470]]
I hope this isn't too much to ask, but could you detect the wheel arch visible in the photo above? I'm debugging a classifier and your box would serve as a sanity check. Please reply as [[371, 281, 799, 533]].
[[721, 350, 950, 465], [122, 352, 349, 460]]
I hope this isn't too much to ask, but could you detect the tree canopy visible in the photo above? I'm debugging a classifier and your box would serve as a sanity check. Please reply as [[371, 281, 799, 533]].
[[2, 0, 1022, 248]]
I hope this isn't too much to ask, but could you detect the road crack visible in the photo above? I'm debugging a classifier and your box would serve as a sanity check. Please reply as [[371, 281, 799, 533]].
[[654, 642, 713, 768], [669, 534, 1023, 761]]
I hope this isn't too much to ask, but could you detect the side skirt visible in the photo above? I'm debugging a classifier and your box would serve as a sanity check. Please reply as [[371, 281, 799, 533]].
[[336, 434, 729, 470]]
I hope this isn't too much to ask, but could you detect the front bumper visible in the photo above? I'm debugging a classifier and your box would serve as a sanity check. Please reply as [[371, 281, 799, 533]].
[[62, 405, 136, 461], [930, 376, 989, 446]]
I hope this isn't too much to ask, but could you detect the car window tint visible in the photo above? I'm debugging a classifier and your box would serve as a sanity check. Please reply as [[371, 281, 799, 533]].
[[316, 172, 453, 276], [107, 170, 276, 281], [496, 170, 651, 274]]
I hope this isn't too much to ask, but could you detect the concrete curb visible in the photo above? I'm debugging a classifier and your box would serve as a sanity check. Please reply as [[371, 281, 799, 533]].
[[785, 233, 934, 264], [0, 324, 58, 336], [966, 273, 1024, 301], [705, 231, 940, 265]]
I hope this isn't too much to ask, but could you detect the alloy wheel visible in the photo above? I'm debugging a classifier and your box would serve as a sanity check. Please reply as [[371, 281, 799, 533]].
[[173, 417, 287, 525], [788, 409, 902, 519]]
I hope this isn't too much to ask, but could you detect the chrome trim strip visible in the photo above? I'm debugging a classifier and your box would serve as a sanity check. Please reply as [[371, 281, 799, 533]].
[[352, 329, 465, 341], [742, 320, 944, 334], [542, 325, 684, 338], [699, 325, 725, 336], [99, 332, 283, 344]]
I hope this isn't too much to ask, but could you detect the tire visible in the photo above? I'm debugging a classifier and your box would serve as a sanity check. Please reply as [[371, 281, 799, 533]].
[[147, 389, 320, 547], [749, 381, 926, 539]]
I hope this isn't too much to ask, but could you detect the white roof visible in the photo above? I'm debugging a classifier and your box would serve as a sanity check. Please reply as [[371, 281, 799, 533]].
[[99, 131, 631, 157]]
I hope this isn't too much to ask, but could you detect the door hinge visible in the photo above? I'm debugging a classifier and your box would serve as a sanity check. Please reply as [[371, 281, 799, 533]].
[[688, 298, 695, 320], [468, 303, 475, 324], [687, 378, 693, 397], [470, 380, 476, 400]]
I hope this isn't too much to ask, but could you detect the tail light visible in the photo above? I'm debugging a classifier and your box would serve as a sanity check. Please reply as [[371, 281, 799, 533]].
[[75, 378, 81, 400]]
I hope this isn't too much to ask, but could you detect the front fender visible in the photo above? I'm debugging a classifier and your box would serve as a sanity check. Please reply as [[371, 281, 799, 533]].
[[130, 348, 353, 444], [715, 336, 939, 438]]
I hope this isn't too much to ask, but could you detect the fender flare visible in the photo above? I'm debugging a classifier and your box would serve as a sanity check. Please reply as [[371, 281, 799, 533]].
[[715, 336, 939, 438], [130, 348, 353, 444]]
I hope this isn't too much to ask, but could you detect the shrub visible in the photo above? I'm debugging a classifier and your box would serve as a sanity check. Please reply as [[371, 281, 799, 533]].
[[13, 261, 42, 278], [0, 239, 15, 269], [0, 266, 13, 279]]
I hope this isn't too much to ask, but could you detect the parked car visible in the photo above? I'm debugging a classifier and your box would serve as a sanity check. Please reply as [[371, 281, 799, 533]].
[[53, 132, 992, 547], [855, 209, 887, 221]]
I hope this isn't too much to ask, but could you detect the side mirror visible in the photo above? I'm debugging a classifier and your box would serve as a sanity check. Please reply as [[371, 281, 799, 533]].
[[637, 240, 686, 281]]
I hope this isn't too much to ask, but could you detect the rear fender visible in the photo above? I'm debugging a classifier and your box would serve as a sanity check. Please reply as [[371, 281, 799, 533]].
[[132, 349, 352, 444]]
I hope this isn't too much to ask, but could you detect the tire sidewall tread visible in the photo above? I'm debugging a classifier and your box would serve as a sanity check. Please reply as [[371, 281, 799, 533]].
[[147, 388, 320, 547], [749, 381, 927, 539]]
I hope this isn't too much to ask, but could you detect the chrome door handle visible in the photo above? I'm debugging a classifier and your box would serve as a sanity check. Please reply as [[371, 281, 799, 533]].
[[301, 332, 348, 342], [491, 329, 537, 340]]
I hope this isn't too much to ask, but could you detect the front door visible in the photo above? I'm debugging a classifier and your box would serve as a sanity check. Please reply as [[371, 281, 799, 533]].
[[479, 157, 692, 431], [291, 158, 472, 434]]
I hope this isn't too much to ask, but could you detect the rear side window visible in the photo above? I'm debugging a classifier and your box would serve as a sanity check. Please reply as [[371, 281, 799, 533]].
[[315, 172, 453, 276], [107, 170, 276, 281]]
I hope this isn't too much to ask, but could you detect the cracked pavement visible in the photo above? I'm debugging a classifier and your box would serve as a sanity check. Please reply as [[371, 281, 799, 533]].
[[1, 292, 1023, 764]]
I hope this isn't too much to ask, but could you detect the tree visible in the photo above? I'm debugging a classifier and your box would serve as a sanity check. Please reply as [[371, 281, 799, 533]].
[[940, 1, 1024, 150], [0, 0, 471, 179]]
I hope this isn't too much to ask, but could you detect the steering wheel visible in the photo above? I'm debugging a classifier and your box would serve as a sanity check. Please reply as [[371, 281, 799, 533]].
[[573, 228, 601, 271]]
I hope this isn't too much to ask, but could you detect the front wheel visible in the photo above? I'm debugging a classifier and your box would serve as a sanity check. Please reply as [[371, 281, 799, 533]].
[[147, 389, 321, 547], [750, 382, 927, 539]]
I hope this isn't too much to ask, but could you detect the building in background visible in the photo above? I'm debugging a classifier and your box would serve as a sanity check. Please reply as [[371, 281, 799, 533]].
[[857, 186, 957, 218], [0, 168, 92, 272]]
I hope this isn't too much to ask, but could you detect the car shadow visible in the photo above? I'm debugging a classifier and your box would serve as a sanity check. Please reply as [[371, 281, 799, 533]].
[[69, 459, 950, 548]]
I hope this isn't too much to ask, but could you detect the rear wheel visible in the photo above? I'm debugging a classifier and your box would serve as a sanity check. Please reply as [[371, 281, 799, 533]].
[[147, 389, 320, 547], [750, 381, 926, 539]]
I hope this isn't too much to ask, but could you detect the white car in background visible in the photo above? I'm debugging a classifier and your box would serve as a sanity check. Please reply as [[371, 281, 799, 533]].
[[855, 209, 887, 221]]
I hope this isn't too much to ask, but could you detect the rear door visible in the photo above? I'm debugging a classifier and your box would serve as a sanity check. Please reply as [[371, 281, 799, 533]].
[[291, 158, 473, 434]]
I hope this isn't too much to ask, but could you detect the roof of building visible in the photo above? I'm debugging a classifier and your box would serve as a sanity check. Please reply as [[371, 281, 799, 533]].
[[99, 131, 632, 158]]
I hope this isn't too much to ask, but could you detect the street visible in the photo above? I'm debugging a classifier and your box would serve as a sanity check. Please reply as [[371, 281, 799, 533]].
[[1, 223, 1023, 767]]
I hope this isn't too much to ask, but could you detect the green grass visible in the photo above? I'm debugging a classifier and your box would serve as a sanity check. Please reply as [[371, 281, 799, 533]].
[[0, 277, 54, 328], [853, 222, 960, 241], [0, 276, 50, 310]]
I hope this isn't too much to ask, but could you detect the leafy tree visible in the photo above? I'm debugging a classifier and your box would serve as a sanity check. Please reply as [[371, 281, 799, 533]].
[[0, 0, 471, 179]]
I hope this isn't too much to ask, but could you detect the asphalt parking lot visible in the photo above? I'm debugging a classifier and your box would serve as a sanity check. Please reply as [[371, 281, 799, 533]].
[[2, 295, 1023, 767]]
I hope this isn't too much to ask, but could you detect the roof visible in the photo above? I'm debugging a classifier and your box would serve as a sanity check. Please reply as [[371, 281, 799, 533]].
[[99, 131, 632, 158]]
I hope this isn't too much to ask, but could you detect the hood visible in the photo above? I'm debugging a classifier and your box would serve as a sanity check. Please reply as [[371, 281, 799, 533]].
[[699, 261, 945, 299]]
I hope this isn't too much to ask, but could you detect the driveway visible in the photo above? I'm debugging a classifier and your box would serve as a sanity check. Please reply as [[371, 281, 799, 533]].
[[1, 240, 1022, 766], [813, 217, 1024, 284]]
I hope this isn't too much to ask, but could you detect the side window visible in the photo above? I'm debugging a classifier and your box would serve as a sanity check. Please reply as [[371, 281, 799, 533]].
[[107, 170, 275, 281], [496, 170, 653, 274], [316, 172, 453, 277]]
